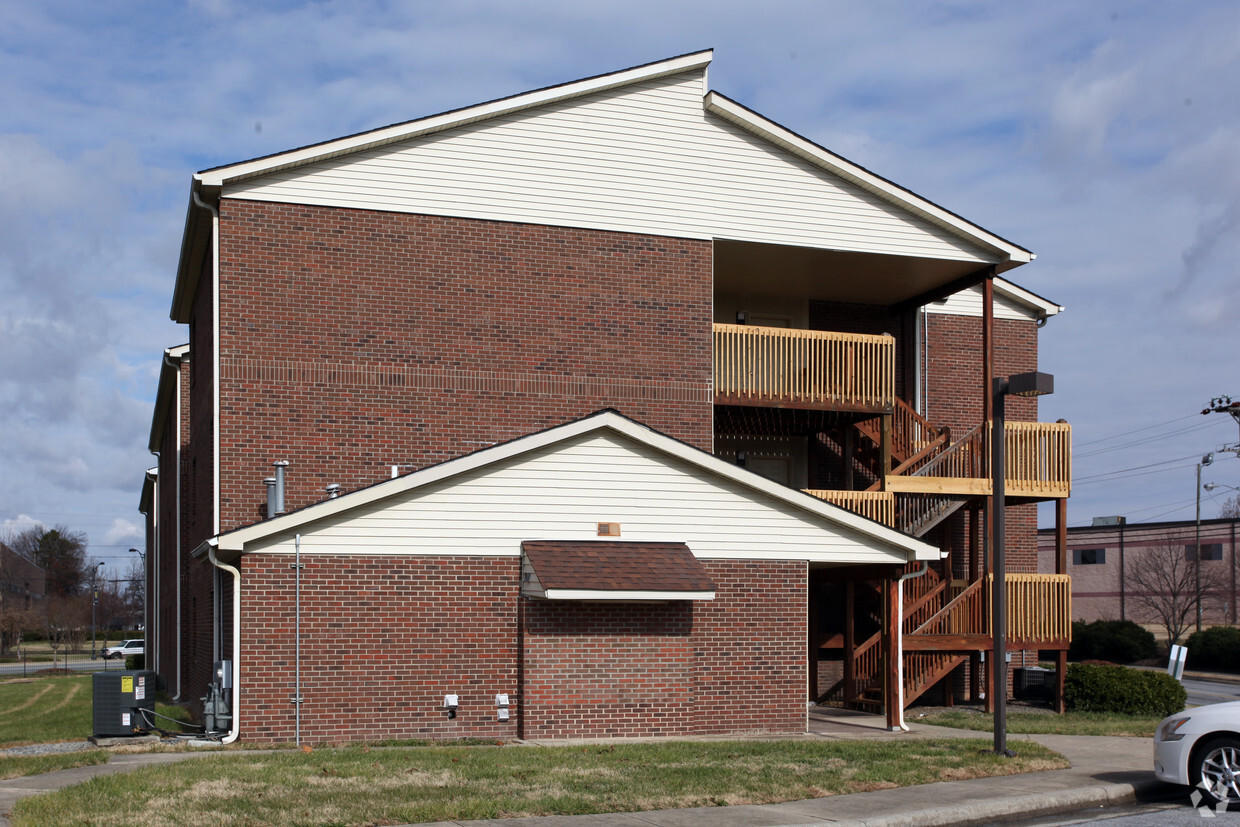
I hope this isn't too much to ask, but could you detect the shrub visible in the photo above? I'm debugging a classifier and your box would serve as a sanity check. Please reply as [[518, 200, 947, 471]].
[[1185, 626, 1240, 673], [125, 654, 145, 671], [1064, 663, 1185, 717], [1068, 620, 1158, 664]]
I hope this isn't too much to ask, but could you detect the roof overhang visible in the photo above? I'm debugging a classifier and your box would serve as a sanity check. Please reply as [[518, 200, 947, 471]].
[[704, 92, 1034, 272], [147, 344, 190, 452], [138, 467, 158, 516], [522, 540, 717, 601]]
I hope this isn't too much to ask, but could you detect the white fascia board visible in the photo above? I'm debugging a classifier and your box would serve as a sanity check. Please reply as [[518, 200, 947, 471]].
[[217, 410, 937, 562], [147, 344, 191, 453], [190, 537, 217, 560], [994, 277, 1063, 318], [197, 51, 713, 189], [542, 589, 716, 601], [703, 92, 1034, 267]]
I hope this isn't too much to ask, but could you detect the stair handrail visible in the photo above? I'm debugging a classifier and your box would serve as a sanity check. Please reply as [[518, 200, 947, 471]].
[[909, 423, 986, 480], [911, 576, 988, 636]]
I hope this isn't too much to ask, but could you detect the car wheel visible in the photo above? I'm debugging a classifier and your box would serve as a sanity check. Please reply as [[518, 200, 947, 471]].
[[1193, 737, 1240, 805]]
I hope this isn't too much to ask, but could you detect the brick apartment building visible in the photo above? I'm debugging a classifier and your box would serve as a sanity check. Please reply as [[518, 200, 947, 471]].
[[141, 51, 1072, 743], [1039, 517, 1240, 629]]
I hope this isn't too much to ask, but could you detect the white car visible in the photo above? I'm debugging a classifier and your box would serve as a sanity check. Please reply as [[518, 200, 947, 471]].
[[1155, 701, 1240, 805], [102, 639, 145, 660]]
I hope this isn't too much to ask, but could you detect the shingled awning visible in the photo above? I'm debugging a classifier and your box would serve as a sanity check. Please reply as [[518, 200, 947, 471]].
[[521, 540, 717, 601]]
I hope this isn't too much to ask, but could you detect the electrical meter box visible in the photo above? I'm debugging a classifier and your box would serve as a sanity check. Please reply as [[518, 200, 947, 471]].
[[92, 670, 157, 737]]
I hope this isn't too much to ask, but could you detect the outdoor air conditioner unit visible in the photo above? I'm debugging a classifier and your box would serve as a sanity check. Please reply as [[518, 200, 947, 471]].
[[92, 671, 157, 737]]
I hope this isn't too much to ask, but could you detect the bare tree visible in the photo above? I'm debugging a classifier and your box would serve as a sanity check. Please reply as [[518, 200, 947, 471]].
[[1221, 495, 1240, 519], [1126, 531, 1219, 647]]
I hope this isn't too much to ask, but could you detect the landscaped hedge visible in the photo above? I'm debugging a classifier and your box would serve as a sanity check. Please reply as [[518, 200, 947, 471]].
[[1185, 626, 1240, 673], [1068, 620, 1157, 664], [1064, 663, 1185, 717]]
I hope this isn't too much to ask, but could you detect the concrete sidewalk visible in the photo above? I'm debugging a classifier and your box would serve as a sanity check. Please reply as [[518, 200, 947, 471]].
[[0, 710, 1172, 827]]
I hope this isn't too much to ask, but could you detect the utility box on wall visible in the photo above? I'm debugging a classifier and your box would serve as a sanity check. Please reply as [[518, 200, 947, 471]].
[[92, 671, 157, 737]]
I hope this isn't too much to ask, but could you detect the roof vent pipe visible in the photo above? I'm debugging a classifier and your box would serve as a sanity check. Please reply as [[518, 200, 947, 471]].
[[273, 461, 290, 515], [264, 477, 277, 517], [326, 484, 340, 499]]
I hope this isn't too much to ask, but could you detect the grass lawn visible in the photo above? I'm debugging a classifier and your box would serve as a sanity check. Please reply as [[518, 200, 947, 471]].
[[0, 674, 194, 779], [12, 737, 1067, 826], [913, 708, 1164, 737]]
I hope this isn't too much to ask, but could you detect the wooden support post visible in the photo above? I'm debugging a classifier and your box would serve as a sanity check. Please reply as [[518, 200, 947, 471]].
[[883, 575, 900, 731], [879, 411, 893, 491], [843, 426, 855, 490], [844, 582, 856, 703], [808, 576, 819, 701], [1055, 497, 1068, 714]]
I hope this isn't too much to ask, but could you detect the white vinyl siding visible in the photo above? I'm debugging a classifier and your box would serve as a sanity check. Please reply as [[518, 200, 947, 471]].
[[243, 432, 907, 564], [925, 284, 1039, 321], [226, 71, 993, 264]]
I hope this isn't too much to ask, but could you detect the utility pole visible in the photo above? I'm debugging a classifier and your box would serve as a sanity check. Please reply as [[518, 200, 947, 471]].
[[1203, 396, 1240, 453]]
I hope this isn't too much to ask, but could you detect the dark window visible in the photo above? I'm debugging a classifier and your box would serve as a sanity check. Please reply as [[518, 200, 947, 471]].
[[1186, 543, 1224, 561], [1073, 548, 1105, 565]]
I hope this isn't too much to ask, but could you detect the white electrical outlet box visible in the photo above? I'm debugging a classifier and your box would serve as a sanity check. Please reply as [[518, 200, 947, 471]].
[[495, 693, 509, 707], [443, 694, 459, 708]]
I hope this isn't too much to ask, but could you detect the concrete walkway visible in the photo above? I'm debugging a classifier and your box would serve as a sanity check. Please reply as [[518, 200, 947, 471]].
[[0, 710, 1172, 827]]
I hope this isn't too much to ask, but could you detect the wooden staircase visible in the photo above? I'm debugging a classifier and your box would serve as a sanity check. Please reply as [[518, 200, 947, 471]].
[[817, 573, 988, 710]]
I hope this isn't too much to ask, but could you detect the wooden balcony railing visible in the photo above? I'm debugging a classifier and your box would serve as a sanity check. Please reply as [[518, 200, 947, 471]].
[[886, 421, 1072, 499], [804, 490, 895, 526], [713, 323, 894, 411], [998, 421, 1073, 498], [905, 573, 1072, 647], [1001, 573, 1073, 645]]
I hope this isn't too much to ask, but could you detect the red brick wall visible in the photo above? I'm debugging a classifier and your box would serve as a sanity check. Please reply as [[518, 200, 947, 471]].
[[187, 251, 215, 548], [241, 555, 520, 744], [232, 555, 805, 744], [692, 560, 805, 734], [925, 313, 1040, 572], [520, 601, 696, 739], [213, 200, 714, 535]]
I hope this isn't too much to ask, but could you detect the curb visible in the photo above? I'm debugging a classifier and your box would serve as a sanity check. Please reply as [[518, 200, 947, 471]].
[[825, 779, 1162, 827]]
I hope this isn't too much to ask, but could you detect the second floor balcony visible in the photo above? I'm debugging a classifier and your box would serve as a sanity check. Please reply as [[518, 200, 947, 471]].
[[713, 323, 895, 412], [714, 322, 1071, 502]]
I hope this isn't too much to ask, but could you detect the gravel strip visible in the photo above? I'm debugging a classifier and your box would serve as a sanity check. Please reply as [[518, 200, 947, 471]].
[[0, 742, 98, 757]]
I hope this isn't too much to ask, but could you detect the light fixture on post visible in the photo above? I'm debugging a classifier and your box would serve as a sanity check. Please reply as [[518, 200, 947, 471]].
[[1196, 453, 1215, 632], [991, 370, 1054, 757], [129, 547, 147, 633], [90, 561, 105, 660]]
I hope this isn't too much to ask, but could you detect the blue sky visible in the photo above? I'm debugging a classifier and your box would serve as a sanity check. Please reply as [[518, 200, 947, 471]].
[[2, 1, 1238, 570]]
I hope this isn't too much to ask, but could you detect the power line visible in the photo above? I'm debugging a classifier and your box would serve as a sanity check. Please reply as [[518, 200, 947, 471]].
[[1074, 454, 1200, 484], [1075, 419, 1223, 458], [1074, 413, 1202, 448]]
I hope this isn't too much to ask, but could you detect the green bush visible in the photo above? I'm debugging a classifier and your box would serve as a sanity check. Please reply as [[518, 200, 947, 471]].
[[1185, 626, 1240, 673], [1068, 620, 1158, 664], [125, 654, 145, 670], [1064, 663, 1186, 717]]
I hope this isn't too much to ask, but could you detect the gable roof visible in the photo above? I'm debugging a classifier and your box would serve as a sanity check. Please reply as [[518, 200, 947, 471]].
[[202, 410, 938, 564], [172, 51, 1034, 322]]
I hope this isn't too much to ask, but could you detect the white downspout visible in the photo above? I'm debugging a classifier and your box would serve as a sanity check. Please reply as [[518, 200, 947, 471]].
[[191, 188, 221, 538], [207, 543, 241, 744], [895, 562, 929, 732]]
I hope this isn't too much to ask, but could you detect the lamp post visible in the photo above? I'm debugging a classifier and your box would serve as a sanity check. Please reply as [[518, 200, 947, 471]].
[[90, 561, 105, 660], [128, 547, 146, 633], [1196, 454, 1215, 632], [992, 370, 1054, 757]]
